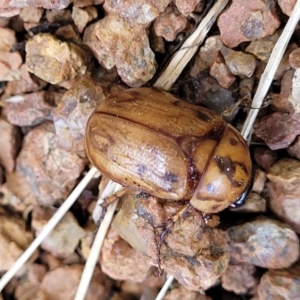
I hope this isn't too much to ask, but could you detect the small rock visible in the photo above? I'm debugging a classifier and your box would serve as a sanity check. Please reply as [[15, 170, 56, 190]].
[[164, 285, 212, 300], [6, 64, 47, 95], [221, 47, 257, 77], [121, 275, 166, 298], [288, 48, 300, 113], [153, 5, 187, 42], [55, 24, 81, 43], [275, 42, 297, 80], [72, 6, 97, 33], [32, 206, 86, 258], [19, 7, 44, 23], [0, 215, 34, 272], [0, 27, 16, 51], [15, 264, 47, 300], [103, 0, 172, 24], [257, 263, 300, 300], [15, 122, 86, 205], [39, 252, 62, 271], [254, 112, 300, 150], [190, 35, 224, 76], [54, 76, 124, 155], [229, 192, 267, 214], [287, 135, 300, 159], [0, 233, 25, 272], [210, 51, 235, 88], [0, 7, 20, 18], [83, 14, 156, 87], [73, 0, 99, 7], [246, 30, 280, 63], [226, 216, 299, 269], [0, 0, 72, 10], [239, 77, 255, 100], [0, 171, 38, 211], [38, 265, 114, 300], [0, 165, 3, 184], [0, 51, 22, 81], [113, 194, 229, 291], [3, 91, 59, 126], [46, 8, 72, 24], [221, 263, 258, 295], [15, 282, 40, 300], [26, 33, 91, 84], [101, 227, 153, 282], [0, 117, 21, 173], [217, 0, 280, 48], [195, 74, 237, 115], [267, 158, 300, 233], [271, 69, 294, 112], [253, 147, 278, 171], [149, 28, 165, 54], [174, 0, 204, 16], [278, 0, 296, 16], [252, 169, 266, 194]]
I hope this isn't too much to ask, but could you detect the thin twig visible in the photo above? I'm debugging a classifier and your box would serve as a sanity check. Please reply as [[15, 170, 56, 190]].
[[241, 0, 300, 139], [154, 275, 174, 300], [0, 167, 100, 292], [92, 179, 116, 223], [74, 182, 122, 300], [153, 0, 228, 91]]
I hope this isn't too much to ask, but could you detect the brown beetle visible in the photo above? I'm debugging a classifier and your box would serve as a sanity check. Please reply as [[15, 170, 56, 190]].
[[85, 88, 252, 213]]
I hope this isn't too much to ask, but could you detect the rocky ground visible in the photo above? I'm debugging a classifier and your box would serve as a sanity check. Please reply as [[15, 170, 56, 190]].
[[0, 0, 299, 299]]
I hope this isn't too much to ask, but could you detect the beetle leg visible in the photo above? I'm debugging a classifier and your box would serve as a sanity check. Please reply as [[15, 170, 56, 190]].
[[101, 187, 128, 207]]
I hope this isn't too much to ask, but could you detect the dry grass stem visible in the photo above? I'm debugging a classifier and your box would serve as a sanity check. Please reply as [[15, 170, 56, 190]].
[[241, 0, 300, 139], [74, 183, 122, 300], [153, 0, 228, 91], [0, 166, 100, 292]]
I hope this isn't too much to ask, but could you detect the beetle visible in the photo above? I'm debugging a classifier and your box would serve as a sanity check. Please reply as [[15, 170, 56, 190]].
[[85, 87, 252, 214]]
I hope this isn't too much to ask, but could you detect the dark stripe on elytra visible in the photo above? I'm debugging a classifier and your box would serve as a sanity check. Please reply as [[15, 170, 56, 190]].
[[195, 110, 211, 122]]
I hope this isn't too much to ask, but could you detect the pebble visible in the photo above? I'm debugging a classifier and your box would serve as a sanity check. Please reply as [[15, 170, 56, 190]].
[[153, 5, 187, 42], [101, 227, 153, 282], [37, 265, 114, 300], [226, 217, 299, 269], [15, 122, 86, 205], [217, 0, 280, 48], [103, 0, 172, 24], [245, 30, 280, 63], [209, 51, 235, 88], [221, 47, 257, 78], [3, 91, 58, 126], [221, 263, 258, 295], [113, 194, 229, 291], [174, 0, 203, 16], [164, 285, 212, 300], [32, 206, 86, 258], [257, 263, 300, 300], [254, 112, 300, 150], [267, 158, 300, 233], [54, 76, 123, 155], [26, 33, 91, 84], [72, 6, 97, 33], [83, 14, 156, 87], [0, 117, 21, 173], [278, 0, 296, 16]]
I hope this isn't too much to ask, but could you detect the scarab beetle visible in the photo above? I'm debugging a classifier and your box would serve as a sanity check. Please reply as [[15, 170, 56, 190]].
[[85, 88, 252, 213]]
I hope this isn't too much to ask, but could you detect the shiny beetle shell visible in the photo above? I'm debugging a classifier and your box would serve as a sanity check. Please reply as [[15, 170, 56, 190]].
[[85, 88, 252, 213]]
